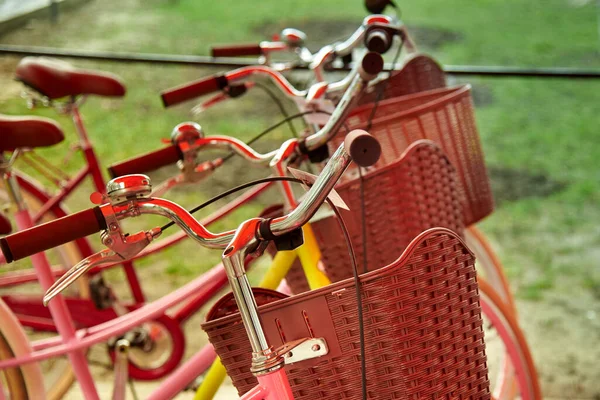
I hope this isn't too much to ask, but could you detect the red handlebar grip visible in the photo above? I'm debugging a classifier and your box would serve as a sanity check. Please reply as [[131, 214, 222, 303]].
[[211, 44, 263, 58], [108, 145, 182, 178], [0, 207, 107, 263], [161, 74, 228, 108]]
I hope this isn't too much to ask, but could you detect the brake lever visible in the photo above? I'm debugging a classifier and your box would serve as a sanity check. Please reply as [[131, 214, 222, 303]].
[[151, 158, 223, 197], [43, 248, 121, 306], [191, 92, 229, 115], [43, 228, 161, 306]]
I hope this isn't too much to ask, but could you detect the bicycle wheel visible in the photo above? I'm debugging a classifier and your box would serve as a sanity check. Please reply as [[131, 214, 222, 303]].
[[479, 279, 542, 400], [0, 298, 45, 399], [0, 173, 91, 400]]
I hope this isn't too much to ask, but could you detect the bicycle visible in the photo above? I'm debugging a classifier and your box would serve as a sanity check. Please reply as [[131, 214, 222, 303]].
[[0, 130, 540, 399]]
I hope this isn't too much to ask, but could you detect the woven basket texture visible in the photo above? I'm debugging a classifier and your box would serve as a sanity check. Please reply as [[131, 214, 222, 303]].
[[285, 140, 464, 294]]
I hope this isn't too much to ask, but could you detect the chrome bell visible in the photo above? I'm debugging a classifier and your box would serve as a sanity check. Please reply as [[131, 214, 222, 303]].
[[106, 174, 152, 205], [170, 122, 204, 145], [280, 28, 306, 47]]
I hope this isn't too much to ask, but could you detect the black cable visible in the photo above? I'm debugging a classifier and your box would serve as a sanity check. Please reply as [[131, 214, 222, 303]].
[[159, 176, 303, 232], [358, 167, 369, 275], [220, 110, 333, 163], [253, 81, 301, 138], [327, 198, 367, 400]]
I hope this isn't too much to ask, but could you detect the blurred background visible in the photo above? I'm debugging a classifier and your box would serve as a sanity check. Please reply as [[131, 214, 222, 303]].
[[0, 0, 599, 398]]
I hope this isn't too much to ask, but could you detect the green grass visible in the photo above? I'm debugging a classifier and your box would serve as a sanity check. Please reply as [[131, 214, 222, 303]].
[[1, 0, 599, 298]]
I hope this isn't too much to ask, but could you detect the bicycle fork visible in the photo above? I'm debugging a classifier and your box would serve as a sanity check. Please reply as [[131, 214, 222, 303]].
[[221, 218, 328, 400]]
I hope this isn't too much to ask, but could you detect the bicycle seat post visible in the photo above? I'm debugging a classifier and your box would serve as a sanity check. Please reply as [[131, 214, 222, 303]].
[[0, 152, 26, 212]]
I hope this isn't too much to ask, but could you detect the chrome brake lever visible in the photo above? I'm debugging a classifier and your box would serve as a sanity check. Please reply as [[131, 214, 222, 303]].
[[151, 159, 223, 197], [43, 248, 121, 306], [43, 227, 161, 306]]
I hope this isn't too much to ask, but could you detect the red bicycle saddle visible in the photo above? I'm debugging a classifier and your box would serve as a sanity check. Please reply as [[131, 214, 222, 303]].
[[0, 213, 11, 235], [15, 57, 126, 100], [0, 115, 64, 152]]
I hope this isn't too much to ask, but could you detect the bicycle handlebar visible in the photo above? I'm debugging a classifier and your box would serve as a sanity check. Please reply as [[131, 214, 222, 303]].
[[0, 207, 107, 263], [108, 144, 182, 178], [107, 135, 277, 178], [161, 74, 229, 108]]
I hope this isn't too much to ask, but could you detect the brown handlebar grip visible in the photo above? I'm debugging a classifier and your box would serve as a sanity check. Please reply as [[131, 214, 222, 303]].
[[360, 51, 385, 78], [108, 145, 182, 178], [344, 129, 381, 167], [211, 44, 263, 57], [0, 207, 107, 263], [161, 74, 228, 108]]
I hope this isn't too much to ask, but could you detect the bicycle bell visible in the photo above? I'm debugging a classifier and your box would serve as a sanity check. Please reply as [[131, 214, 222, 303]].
[[280, 28, 307, 47], [106, 174, 152, 205], [171, 121, 204, 145]]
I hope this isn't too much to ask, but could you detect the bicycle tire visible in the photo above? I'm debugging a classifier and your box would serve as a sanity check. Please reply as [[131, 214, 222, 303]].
[[479, 279, 542, 400], [466, 226, 517, 312]]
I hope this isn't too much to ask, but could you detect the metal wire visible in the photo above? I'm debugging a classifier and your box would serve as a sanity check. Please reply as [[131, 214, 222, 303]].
[[252, 81, 300, 138], [328, 197, 368, 400], [3, 45, 600, 78], [220, 110, 332, 163], [159, 176, 303, 232]]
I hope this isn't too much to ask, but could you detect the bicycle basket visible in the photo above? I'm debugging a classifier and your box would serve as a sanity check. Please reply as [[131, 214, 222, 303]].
[[286, 139, 465, 294], [202, 228, 490, 399], [337, 84, 494, 226]]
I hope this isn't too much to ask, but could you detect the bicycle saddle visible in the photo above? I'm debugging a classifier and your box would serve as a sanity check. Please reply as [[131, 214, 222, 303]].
[[0, 114, 64, 152], [15, 57, 126, 100], [0, 213, 11, 235]]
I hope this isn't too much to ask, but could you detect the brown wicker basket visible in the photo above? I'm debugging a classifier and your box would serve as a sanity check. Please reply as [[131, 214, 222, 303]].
[[358, 53, 446, 106], [337, 85, 494, 226], [202, 228, 490, 399], [285, 139, 464, 294]]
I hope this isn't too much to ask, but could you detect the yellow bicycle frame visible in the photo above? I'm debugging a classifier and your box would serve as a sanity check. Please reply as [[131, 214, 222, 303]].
[[194, 224, 329, 399]]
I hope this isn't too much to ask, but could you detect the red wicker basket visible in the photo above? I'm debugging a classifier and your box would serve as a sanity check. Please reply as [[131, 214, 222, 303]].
[[358, 53, 446, 105], [337, 85, 494, 226], [202, 228, 490, 399], [285, 139, 464, 294]]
